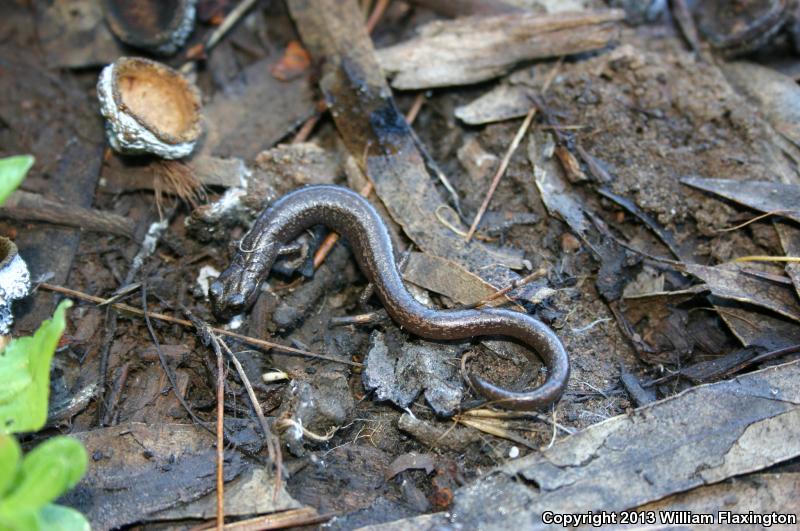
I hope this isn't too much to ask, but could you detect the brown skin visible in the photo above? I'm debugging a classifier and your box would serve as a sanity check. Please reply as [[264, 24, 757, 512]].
[[210, 185, 569, 411]]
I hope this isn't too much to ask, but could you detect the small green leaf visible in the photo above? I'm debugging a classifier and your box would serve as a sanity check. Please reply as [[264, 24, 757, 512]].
[[37, 504, 90, 531], [0, 155, 34, 206], [0, 436, 87, 514], [0, 508, 38, 531], [0, 503, 89, 531], [0, 300, 72, 434], [0, 435, 20, 498]]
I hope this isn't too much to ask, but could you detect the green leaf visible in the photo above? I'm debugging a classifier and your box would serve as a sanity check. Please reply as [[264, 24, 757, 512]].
[[0, 508, 38, 531], [0, 436, 87, 514], [0, 156, 34, 206], [0, 504, 89, 531], [0, 435, 20, 498], [0, 300, 72, 434], [37, 504, 90, 531]]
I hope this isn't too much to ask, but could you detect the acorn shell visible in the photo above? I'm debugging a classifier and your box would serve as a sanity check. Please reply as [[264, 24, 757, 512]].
[[696, 0, 790, 56], [102, 0, 197, 56], [97, 57, 202, 159], [0, 237, 30, 335]]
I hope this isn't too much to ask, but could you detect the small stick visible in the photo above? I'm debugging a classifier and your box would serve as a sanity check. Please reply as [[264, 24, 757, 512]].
[[288, 0, 392, 148], [465, 267, 547, 309], [0, 191, 135, 238], [218, 338, 283, 499], [329, 309, 388, 327], [212, 335, 225, 531], [670, 0, 702, 55], [404, 92, 426, 125], [717, 210, 800, 233], [38, 282, 361, 367], [461, 408, 574, 434], [731, 255, 800, 263], [465, 106, 537, 242], [193, 507, 332, 531], [101, 362, 130, 427], [456, 416, 536, 450], [290, 113, 321, 144], [365, 0, 391, 34], [201, 0, 259, 58], [97, 309, 118, 426], [141, 284, 208, 428]]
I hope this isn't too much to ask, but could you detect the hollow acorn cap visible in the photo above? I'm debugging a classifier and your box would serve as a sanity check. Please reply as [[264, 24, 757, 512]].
[[696, 0, 790, 55], [0, 237, 30, 335], [103, 0, 197, 56], [97, 57, 202, 159]]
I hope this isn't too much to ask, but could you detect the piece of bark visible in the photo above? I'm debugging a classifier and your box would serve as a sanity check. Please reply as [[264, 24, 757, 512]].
[[638, 473, 800, 522], [1, 190, 135, 238], [0, 46, 105, 332], [152, 467, 302, 521], [619, 366, 656, 406], [376, 9, 624, 89], [61, 423, 250, 530], [455, 83, 533, 125], [287, 0, 538, 299], [372, 359, 800, 529]]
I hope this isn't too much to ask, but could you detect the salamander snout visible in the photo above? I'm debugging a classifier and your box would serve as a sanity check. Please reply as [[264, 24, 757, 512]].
[[209, 280, 246, 321]]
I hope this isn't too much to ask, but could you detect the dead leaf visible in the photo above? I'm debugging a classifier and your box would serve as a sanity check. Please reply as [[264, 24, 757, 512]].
[[681, 177, 800, 224], [686, 263, 800, 323], [386, 452, 437, 480]]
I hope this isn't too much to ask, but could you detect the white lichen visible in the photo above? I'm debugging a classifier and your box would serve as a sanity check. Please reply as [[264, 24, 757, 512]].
[[196, 265, 220, 297], [0, 252, 30, 335]]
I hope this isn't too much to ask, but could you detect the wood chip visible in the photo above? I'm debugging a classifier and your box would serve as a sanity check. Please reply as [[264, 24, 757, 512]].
[[288, 0, 545, 301], [376, 9, 624, 89]]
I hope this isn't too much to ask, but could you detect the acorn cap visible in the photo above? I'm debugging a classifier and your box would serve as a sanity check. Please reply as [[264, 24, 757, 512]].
[[97, 57, 202, 159], [696, 0, 789, 55], [103, 0, 197, 56], [0, 236, 30, 335]]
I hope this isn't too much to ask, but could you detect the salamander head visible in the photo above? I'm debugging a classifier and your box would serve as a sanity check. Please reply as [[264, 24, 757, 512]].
[[209, 262, 260, 321]]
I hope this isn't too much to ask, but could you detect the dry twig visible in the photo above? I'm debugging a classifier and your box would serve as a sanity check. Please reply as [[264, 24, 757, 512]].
[[465, 106, 537, 242], [38, 282, 361, 367]]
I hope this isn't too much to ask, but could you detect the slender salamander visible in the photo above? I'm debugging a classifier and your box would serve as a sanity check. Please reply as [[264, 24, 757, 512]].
[[209, 185, 569, 411]]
